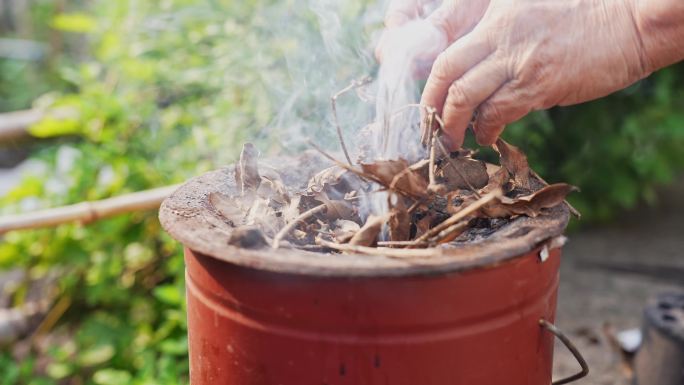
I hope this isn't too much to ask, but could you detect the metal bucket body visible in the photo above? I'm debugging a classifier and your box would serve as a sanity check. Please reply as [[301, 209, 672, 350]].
[[185, 246, 561, 385]]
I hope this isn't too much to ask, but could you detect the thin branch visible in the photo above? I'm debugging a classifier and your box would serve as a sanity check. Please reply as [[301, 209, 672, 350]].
[[428, 130, 437, 187], [377, 240, 430, 248], [415, 188, 501, 243], [407, 199, 424, 215], [0, 185, 181, 234], [307, 139, 422, 199], [317, 238, 440, 259], [331, 76, 372, 166], [272, 204, 327, 249], [430, 221, 470, 244]]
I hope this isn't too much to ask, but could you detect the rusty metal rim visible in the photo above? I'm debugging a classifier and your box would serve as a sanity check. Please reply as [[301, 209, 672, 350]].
[[160, 167, 570, 277]]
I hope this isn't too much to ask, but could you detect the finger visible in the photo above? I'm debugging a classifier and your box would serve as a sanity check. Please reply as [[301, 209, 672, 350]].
[[385, 0, 428, 28], [426, 0, 491, 42], [473, 83, 533, 145], [376, 19, 447, 66], [376, 0, 443, 63], [421, 33, 493, 118], [438, 53, 508, 149]]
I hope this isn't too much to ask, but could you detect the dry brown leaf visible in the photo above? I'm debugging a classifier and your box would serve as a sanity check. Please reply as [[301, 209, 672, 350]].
[[306, 166, 348, 195], [481, 183, 578, 218], [494, 138, 530, 189], [227, 226, 268, 249], [446, 191, 476, 214], [244, 198, 282, 236], [349, 214, 387, 247], [258, 166, 290, 206], [361, 159, 429, 198], [235, 143, 261, 194], [333, 219, 361, 243], [318, 198, 357, 222], [408, 158, 431, 181], [480, 166, 511, 195], [438, 157, 489, 190], [209, 192, 246, 226], [509, 183, 579, 217]]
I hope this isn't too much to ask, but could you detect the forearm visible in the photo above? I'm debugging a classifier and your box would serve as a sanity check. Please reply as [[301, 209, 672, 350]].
[[634, 0, 684, 73]]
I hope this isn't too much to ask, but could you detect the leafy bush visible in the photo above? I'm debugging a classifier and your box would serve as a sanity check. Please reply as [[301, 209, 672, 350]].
[[1, 0, 683, 384], [503, 65, 684, 222]]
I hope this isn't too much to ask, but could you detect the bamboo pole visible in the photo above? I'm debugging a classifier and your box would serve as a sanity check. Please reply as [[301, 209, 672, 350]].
[[0, 109, 43, 142], [0, 185, 180, 234]]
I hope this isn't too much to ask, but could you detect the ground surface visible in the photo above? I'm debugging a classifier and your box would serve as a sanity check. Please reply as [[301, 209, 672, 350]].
[[553, 178, 684, 385]]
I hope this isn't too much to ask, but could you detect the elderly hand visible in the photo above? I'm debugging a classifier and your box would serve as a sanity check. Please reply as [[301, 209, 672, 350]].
[[377, 0, 684, 149]]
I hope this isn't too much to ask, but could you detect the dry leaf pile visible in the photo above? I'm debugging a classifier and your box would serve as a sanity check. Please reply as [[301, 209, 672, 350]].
[[209, 137, 579, 258]]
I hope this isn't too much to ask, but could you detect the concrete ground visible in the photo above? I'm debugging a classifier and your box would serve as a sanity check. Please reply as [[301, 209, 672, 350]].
[[553, 178, 684, 385]]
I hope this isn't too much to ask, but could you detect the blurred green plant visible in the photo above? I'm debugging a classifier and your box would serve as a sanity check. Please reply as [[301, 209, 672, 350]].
[[503, 66, 684, 222], [0, 0, 683, 384], [0, 0, 375, 383]]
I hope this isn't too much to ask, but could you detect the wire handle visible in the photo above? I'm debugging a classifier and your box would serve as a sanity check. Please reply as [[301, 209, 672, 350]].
[[539, 319, 589, 385]]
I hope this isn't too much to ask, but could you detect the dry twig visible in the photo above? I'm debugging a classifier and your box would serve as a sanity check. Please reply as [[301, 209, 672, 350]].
[[317, 238, 440, 259], [415, 188, 501, 243], [272, 204, 327, 249], [377, 240, 430, 248], [331, 76, 372, 166], [307, 139, 422, 199]]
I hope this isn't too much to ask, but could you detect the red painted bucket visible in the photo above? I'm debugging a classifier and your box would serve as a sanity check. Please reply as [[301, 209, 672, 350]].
[[160, 167, 587, 385]]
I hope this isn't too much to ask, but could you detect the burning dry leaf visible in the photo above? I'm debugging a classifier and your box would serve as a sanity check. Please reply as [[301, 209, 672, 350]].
[[333, 219, 361, 243], [234, 139, 577, 253], [509, 183, 579, 217], [481, 183, 578, 218], [307, 166, 348, 195], [481, 166, 511, 195], [445, 191, 475, 214], [361, 159, 429, 198], [349, 214, 387, 247], [235, 143, 261, 195], [257, 168, 291, 213], [494, 138, 531, 190], [408, 158, 431, 181], [244, 198, 282, 236], [228, 226, 268, 249], [209, 192, 246, 226], [438, 157, 489, 190], [317, 197, 357, 222]]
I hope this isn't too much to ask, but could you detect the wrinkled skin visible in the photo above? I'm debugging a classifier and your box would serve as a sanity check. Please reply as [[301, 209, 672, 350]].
[[377, 0, 684, 149]]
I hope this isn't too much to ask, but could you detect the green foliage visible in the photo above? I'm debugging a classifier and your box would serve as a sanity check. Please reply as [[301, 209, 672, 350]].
[[1, 0, 374, 383], [1, 0, 683, 384], [504, 65, 684, 222]]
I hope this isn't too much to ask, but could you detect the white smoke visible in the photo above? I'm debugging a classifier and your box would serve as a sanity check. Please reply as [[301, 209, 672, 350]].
[[254, 0, 448, 217]]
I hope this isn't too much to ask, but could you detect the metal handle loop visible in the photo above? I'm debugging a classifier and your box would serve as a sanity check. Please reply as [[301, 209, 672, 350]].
[[539, 319, 589, 385]]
